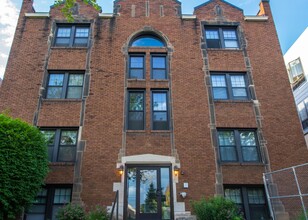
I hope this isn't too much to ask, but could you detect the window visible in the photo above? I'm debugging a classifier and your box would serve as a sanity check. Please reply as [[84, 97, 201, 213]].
[[151, 55, 167, 79], [205, 27, 239, 49], [218, 129, 260, 163], [224, 186, 270, 220], [152, 91, 169, 130], [46, 72, 84, 99], [41, 129, 78, 162], [55, 25, 90, 47], [131, 35, 165, 47], [129, 55, 145, 79], [211, 73, 248, 100], [289, 58, 304, 82], [297, 98, 308, 132], [25, 185, 72, 220], [128, 91, 145, 130]]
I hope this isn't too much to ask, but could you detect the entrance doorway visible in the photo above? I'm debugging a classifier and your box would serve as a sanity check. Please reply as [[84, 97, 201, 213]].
[[125, 165, 173, 220]]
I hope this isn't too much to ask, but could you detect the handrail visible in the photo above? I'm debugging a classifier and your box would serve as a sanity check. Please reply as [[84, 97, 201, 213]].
[[109, 190, 119, 220]]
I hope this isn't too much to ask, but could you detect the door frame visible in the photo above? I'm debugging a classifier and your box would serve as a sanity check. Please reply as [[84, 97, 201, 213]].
[[123, 164, 174, 220]]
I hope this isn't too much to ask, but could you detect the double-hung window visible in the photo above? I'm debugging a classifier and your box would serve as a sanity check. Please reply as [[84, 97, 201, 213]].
[[46, 72, 84, 99], [128, 91, 145, 130], [55, 25, 90, 47], [41, 129, 78, 162], [152, 91, 169, 130], [224, 186, 270, 220], [211, 73, 248, 100], [218, 129, 260, 163], [151, 55, 167, 79], [129, 55, 145, 79], [25, 185, 72, 220], [205, 27, 239, 49]]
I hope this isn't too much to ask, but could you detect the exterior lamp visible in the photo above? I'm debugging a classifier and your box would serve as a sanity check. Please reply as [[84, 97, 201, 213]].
[[117, 165, 124, 175], [174, 166, 179, 176]]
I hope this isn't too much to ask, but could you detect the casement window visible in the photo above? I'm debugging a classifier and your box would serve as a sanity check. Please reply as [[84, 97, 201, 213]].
[[211, 73, 249, 100], [24, 185, 72, 220], [128, 91, 145, 130], [41, 129, 78, 162], [218, 129, 260, 163], [297, 97, 308, 132], [224, 186, 270, 220], [55, 25, 90, 47], [46, 72, 84, 99], [152, 91, 169, 130], [205, 27, 239, 49], [129, 55, 145, 79], [151, 55, 167, 79]]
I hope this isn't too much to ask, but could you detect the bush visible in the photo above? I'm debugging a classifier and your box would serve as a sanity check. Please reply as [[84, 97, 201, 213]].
[[191, 196, 243, 220], [56, 203, 86, 220], [0, 114, 49, 219], [86, 205, 109, 220]]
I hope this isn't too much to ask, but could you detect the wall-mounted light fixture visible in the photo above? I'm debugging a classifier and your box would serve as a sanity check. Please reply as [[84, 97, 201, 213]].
[[174, 165, 179, 176], [117, 165, 124, 175]]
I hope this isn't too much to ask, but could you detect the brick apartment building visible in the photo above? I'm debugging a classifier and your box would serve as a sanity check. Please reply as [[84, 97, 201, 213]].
[[1, 0, 308, 219]]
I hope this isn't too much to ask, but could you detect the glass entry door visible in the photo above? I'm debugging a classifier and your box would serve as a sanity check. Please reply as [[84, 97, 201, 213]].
[[125, 166, 172, 220]]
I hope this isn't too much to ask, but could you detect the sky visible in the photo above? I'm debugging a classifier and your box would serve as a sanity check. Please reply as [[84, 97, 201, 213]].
[[0, 0, 308, 79]]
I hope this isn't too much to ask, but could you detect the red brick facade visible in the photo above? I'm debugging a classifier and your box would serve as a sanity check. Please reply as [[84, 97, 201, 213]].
[[1, 0, 307, 219]]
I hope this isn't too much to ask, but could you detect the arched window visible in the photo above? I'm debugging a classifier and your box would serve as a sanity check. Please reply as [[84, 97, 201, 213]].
[[131, 35, 165, 47]]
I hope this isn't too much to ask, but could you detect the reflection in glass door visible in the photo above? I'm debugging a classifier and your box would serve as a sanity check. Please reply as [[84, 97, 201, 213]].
[[125, 166, 172, 220]]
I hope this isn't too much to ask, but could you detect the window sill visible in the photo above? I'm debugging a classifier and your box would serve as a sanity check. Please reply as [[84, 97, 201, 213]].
[[127, 79, 146, 81], [214, 99, 252, 103], [42, 98, 83, 103], [150, 79, 169, 82], [49, 162, 75, 166], [220, 162, 264, 166], [151, 130, 171, 133], [51, 46, 88, 50], [126, 130, 146, 133], [206, 48, 243, 52]]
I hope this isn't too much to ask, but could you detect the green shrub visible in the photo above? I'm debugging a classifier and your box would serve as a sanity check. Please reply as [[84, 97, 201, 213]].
[[191, 196, 243, 220], [296, 210, 308, 220], [0, 114, 49, 219], [86, 205, 109, 220], [56, 203, 86, 220]]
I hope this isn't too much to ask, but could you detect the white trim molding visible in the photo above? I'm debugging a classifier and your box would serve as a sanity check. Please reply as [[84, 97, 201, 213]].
[[244, 16, 268, 21], [25, 12, 50, 18]]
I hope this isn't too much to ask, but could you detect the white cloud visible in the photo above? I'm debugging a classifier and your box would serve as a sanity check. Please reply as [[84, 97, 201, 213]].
[[0, 53, 8, 59], [0, 0, 19, 47], [0, 65, 5, 79]]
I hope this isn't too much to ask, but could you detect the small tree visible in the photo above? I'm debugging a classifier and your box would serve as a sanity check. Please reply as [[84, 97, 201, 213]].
[[191, 196, 243, 220], [0, 114, 49, 219]]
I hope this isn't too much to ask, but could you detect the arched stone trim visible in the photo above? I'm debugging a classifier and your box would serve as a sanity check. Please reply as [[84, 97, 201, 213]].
[[122, 26, 174, 54]]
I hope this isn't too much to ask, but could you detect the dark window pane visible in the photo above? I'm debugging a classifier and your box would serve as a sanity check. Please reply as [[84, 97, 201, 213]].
[[128, 112, 144, 130], [130, 69, 144, 79], [25, 214, 45, 220], [47, 87, 63, 99], [225, 188, 242, 204], [74, 38, 88, 46], [41, 130, 55, 145], [232, 88, 247, 97], [49, 74, 64, 86], [55, 38, 70, 46], [218, 131, 235, 146], [248, 188, 265, 204], [129, 93, 144, 111], [220, 146, 237, 161], [207, 39, 221, 48], [153, 57, 166, 68], [242, 146, 259, 162], [130, 57, 144, 68], [27, 205, 46, 213], [60, 131, 78, 145], [153, 93, 167, 111], [153, 113, 168, 130], [48, 146, 53, 161], [131, 36, 164, 47], [249, 206, 269, 220], [54, 188, 71, 204], [67, 87, 83, 99], [213, 88, 228, 99], [58, 146, 76, 162], [153, 69, 167, 79], [153, 112, 167, 122]]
